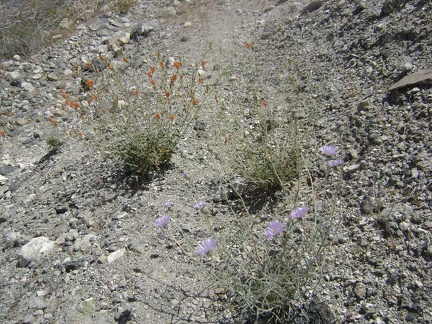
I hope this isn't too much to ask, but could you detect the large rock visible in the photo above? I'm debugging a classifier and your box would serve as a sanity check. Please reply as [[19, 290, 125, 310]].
[[17, 236, 55, 267]]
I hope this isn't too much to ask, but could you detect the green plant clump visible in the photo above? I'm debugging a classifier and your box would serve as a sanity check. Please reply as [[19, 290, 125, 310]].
[[115, 128, 176, 176], [78, 53, 213, 178], [237, 141, 299, 191], [110, 0, 136, 14], [0, 0, 109, 59], [46, 135, 62, 151]]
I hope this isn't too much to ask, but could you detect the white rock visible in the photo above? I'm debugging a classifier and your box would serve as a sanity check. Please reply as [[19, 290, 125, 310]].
[[5, 71, 20, 81], [107, 247, 126, 264], [18, 237, 55, 267], [74, 237, 92, 252], [21, 82, 36, 94]]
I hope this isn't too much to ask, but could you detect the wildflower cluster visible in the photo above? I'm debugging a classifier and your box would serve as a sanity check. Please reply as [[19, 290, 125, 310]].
[[320, 145, 343, 167], [154, 201, 216, 256], [167, 41, 342, 322], [264, 207, 308, 240], [59, 52, 213, 177]]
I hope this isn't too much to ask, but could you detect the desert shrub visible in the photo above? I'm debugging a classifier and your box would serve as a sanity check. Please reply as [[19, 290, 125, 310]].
[[154, 139, 343, 322], [73, 53, 213, 177], [231, 111, 301, 192], [185, 43, 343, 321], [0, 23, 45, 58], [0, 0, 108, 59], [114, 128, 176, 176], [214, 43, 301, 193], [45, 134, 62, 151], [110, 0, 136, 14]]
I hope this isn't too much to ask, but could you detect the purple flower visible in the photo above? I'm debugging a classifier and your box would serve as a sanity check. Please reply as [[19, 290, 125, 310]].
[[290, 207, 308, 219], [194, 201, 206, 210], [196, 238, 216, 255], [328, 159, 343, 167], [154, 215, 171, 227], [264, 221, 286, 240], [163, 202, 174, 209], [182, 170, 188, 177], [320, 145, 339, 156]]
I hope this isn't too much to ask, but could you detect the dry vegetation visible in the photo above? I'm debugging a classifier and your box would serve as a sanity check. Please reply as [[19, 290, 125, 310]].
[[0, 0, 129, 59]]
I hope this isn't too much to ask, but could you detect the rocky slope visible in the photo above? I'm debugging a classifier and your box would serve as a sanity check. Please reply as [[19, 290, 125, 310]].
[[0, 0, 431, 323]]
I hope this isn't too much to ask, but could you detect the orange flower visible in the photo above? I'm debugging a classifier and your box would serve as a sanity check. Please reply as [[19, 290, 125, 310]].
[[61, 90, 69, 99], [123, 57, 129, 63], [173, 61, 181, 69], [66, 101, 79, 109], [193, 98, 199, 105], [147, 72, 153, 78], [99, 54, 104, 60], [108, 65, 113, 70], [86, 62, 92, 68], [165, 91, 170, 98], [159, 61, 165, 69], [49, 117, 58, 126], [179, 74, 184, 79], [170, 74, 177, 83], [86, 80, 93, 87], [101, 109, 107, 114], [150, 66, 156, 73], [198, 77, 204, 84], [150, 79, 156, 86], [133, 90, 139, 96], [0, 131, 5, 136], [168, 114, 175, 121], [262, 100, 268, 107], [245, 42, 252, 49], [200, 60, 206, 68], [78, 131, 84, 137], [155, 113, 161, 119]]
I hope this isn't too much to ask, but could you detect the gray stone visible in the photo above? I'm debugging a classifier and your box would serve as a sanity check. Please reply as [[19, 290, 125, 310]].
[[21, 82, 36, 94], [389, 69, 432, 91], [17, 236, 55, 267], [0, 175, 7, 185], [79, 297, 96, 315], [354, 283, 367, 300], [131, 23, 155, 39], [4, 71, 20, 81], [4, 230, 22, 248], [46, 74, 59, 82], [22, 314, 34, 323], [74, 237, 92, 252], [229, 176, 248, 198], [28, 296, 48, 310], [301, 0, 323, 15], [0, 165, 15, 175], [97, 28, 112, 37]]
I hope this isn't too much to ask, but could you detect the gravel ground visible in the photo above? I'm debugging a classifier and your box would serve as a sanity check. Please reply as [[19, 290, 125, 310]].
[[0, 0, 431, 323]]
